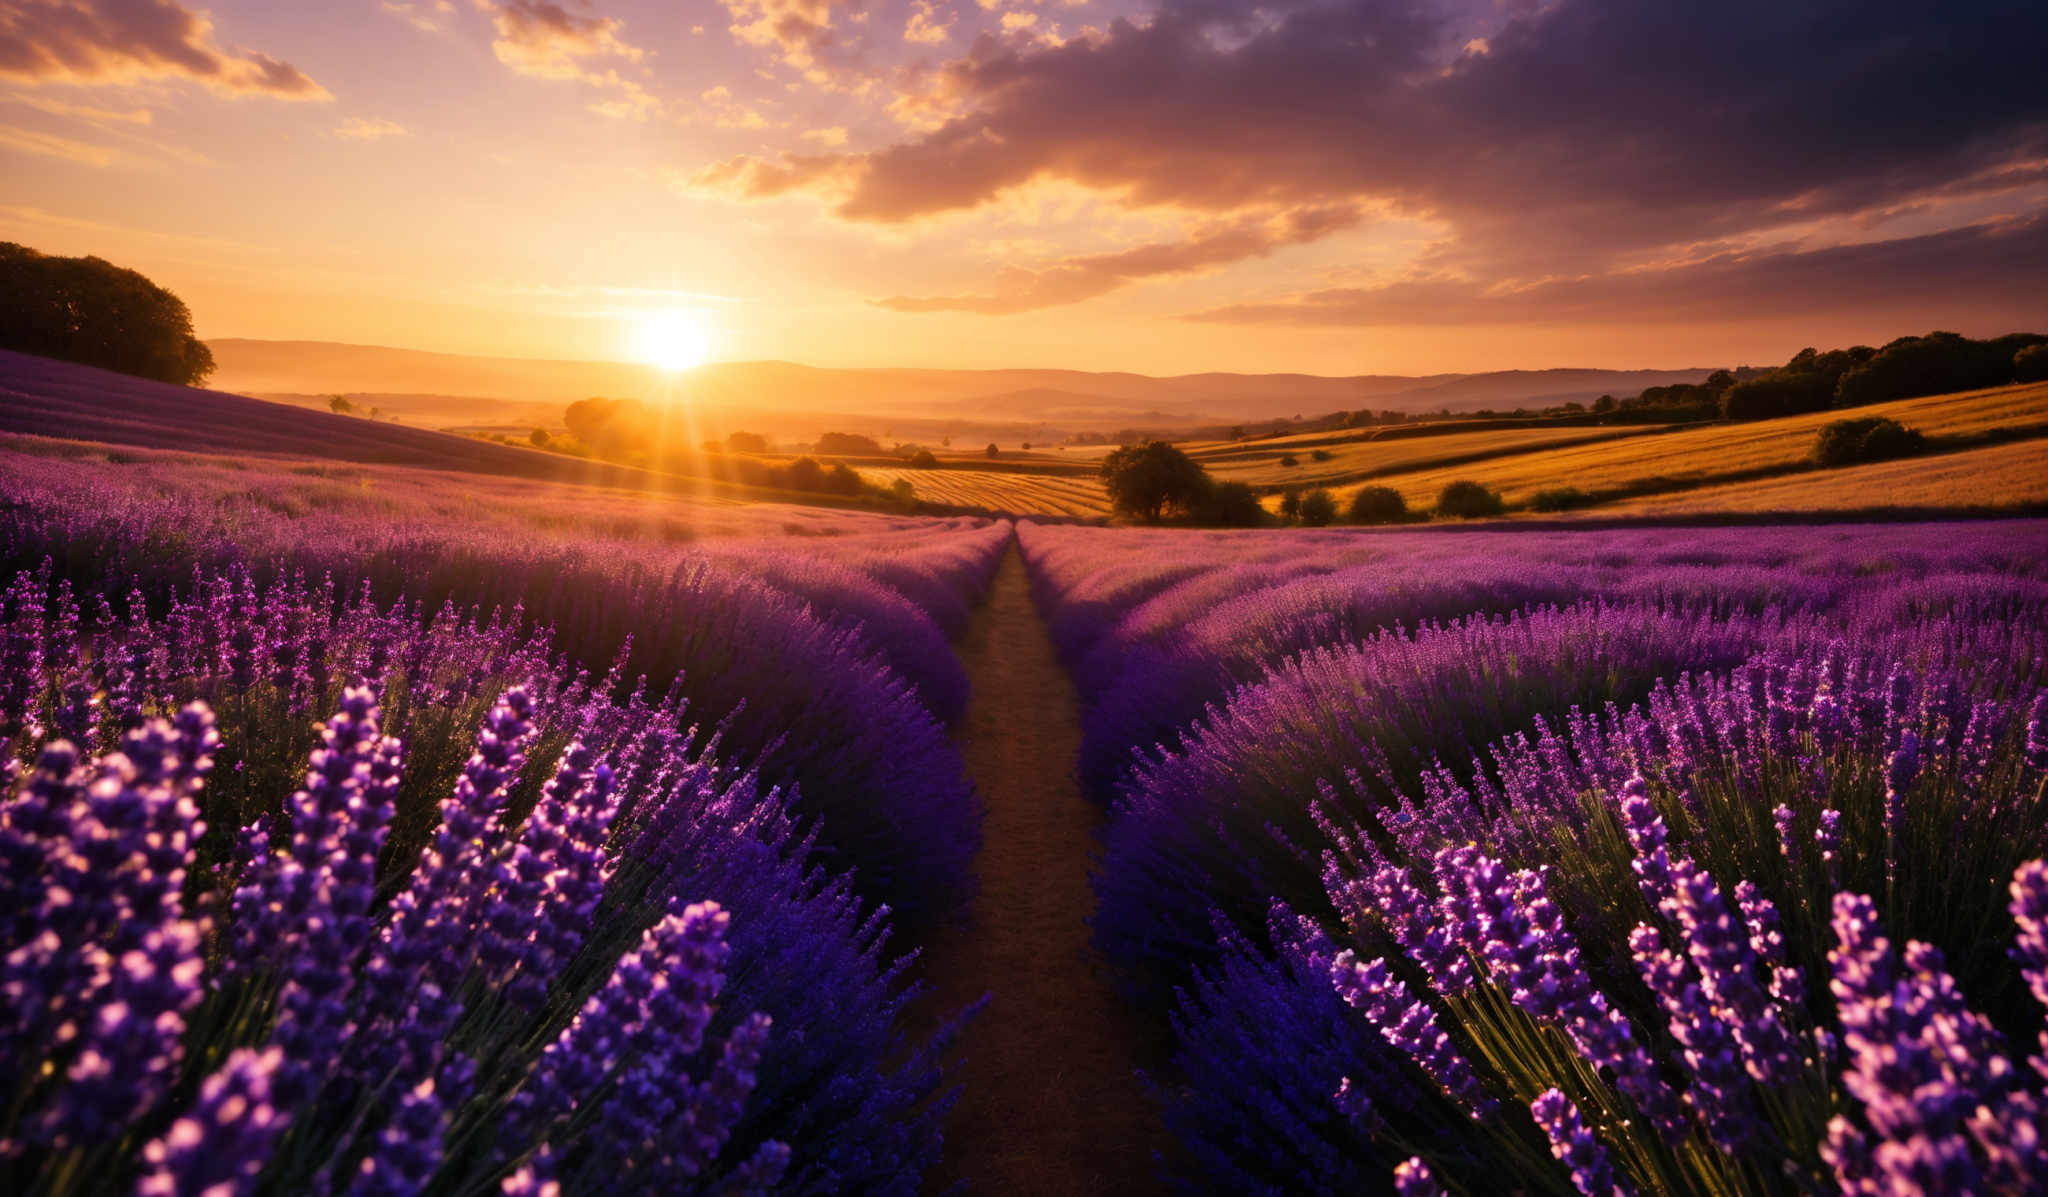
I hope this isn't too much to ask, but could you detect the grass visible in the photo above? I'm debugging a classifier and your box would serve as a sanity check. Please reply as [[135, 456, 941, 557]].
[[1305, 381, 2048, 514]]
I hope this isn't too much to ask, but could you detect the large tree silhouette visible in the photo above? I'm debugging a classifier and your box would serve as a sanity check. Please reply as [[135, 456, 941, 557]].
[[0, 243, 214, 386]]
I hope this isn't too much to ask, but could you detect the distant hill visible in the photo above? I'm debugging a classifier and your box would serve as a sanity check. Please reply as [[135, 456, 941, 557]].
[[206, 339, 1715, 431]]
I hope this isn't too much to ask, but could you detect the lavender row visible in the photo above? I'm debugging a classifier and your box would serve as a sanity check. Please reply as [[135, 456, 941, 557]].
[[0, 448, 1010, 727], [1016, 519, 2048, 1192]]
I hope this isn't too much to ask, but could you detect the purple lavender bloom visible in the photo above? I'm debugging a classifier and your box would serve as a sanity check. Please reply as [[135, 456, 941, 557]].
[[135, 1047, 289, 1197], [1530, 1088, 1630, 1197], [1329, 950, 1497, 1121], [345, 1076, 446, 1197], [1668, 864, 1803, 1086], [1734, 881, 1805, 1010], [1771, 804, 1797, 868], [1629, 925, 1756, 1151], [1616, 777, 1678, 913], [1392, 1156, 1442, 1197], [1817, 808, 1842, 889]]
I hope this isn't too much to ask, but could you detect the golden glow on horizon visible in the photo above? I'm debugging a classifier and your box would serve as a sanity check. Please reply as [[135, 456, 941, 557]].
[[630, 310, 711, 373]]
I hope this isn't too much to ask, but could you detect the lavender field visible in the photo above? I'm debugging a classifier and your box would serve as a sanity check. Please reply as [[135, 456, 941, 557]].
[[6, 415, 2048, 1196]]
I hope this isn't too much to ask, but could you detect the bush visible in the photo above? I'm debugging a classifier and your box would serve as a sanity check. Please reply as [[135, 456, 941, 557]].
[[1278, 489, 1302, 521], [1347, 486, 1407, 525], [908, 449, 940, 469], [1309, 449, 1333, 462], [528, 428, 550, 447], [1529, 486, 1592, 512], [1813, 416, 1926, 467], [2017, 343, 2048, 383], [0, 242, 215, 385], [1297, 489, 1337, 527], [1188, 481, 1267, 527], [1435, 480, 1504, 518], [726, 430, 769, 454], [1278, 454, 1301, 468], [985, 443, 1000, 459]]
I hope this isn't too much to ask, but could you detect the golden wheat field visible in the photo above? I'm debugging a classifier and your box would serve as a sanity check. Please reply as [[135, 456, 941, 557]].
[[860, 465, 1113, 515], [1605, 437, 2048, 515], [1308, 381, 2048, 512], [1186, 423, 1650, 488]]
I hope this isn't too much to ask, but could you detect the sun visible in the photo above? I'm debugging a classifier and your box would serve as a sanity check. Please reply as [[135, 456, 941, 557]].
[[631, 310, 711, 372]]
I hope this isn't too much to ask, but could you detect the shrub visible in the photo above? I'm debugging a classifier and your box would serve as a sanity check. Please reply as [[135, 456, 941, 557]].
[[1346, 486, 1407, 525], [1309, 449, 1333, 462], [1297, 488, 1337, 527], [0, 242, 215, 386], [1718, 372, 1834, 420], [1278, 454, 1301, 468], [1813, 416, 1926, 467], [528, 428, 550, 447], [815, 432, 884, 455], [725, 430, 769, 454], [1188, 480, 1266, 527], [985, 443, 999, 459], [2017, 343, 2048, 383], [1435, 480, 1504, 518], [1529, 486, 1592, 512], [908, 448, 940, 469]]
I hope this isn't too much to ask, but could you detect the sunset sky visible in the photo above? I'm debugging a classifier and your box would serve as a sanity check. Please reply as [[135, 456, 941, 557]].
[[2, 0, 2044, 375]]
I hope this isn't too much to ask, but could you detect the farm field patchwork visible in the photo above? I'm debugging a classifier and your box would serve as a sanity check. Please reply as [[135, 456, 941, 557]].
[[1606, 436, 2048, 514], [1185, 422, 1653, 488], [861, 464, 1113, 515], [1314, 380, 2048, 511]]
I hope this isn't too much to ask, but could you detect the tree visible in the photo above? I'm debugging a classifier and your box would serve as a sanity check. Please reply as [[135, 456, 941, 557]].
[[1348, 485, 1407, 524], [2016, 343, 2048, 383], [1593, 394, 1617, 414], [1099, 440, 1210, 522], [1278, 488, 1302, 521], [908, 449, 941, 469], [1297, 488, 1337, 526], [726, 430, 769, 454], [785, 457, 825, 490], [985, 443, 1000, 459], [1437, 480, 1505, 518], [1278, 453, 1300, 467], [329, 395, 355, 415], [529, 428, 550, 447], [1188, 480, 1265, 526], [1021, 441, 1032, 451], [815, 432, 884, 455], [0, 242, 215, 385]]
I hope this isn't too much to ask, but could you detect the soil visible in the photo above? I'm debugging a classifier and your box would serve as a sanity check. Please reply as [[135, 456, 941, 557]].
[[919, 544, 1172, 1195]]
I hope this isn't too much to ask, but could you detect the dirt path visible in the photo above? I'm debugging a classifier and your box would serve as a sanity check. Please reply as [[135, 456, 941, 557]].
[[921, 544, 1170, 1195]]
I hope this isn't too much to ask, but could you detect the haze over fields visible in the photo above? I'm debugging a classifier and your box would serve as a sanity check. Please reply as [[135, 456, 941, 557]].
[[208, 337, 1718, 438]]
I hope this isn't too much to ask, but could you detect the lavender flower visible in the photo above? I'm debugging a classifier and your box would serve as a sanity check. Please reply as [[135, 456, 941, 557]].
[[1329, 950, 1497, 1120], [135, 1048, 289, 1197], [1530, 1089, 1630, 1197], [1392, 1156, 1442, 1197]]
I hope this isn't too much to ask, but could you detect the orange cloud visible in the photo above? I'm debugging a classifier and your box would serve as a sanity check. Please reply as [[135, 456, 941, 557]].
[[476, 1, 655, 117], [334, 116, 408, 140], [0, 0, 329, 99], [877, 204, 1362, 313]]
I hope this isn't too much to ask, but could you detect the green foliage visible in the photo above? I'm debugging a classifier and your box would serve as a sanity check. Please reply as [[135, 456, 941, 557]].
[[1347, 485, 1407, 525], [1100, 440, 1211, 522], [1437, 479, 1505, 518], [2016, 343, 2048, 383], [1835, 331, 2041, 407], [1529, 486, 1592, 512], [1718, 371, 1835, 421], [1296, 488, 1337, 527], [1812, 416, 1927, 467], [0, 242, 214, 385], [815, 431, 884, 455], [1189, 480, 1267, 527]]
